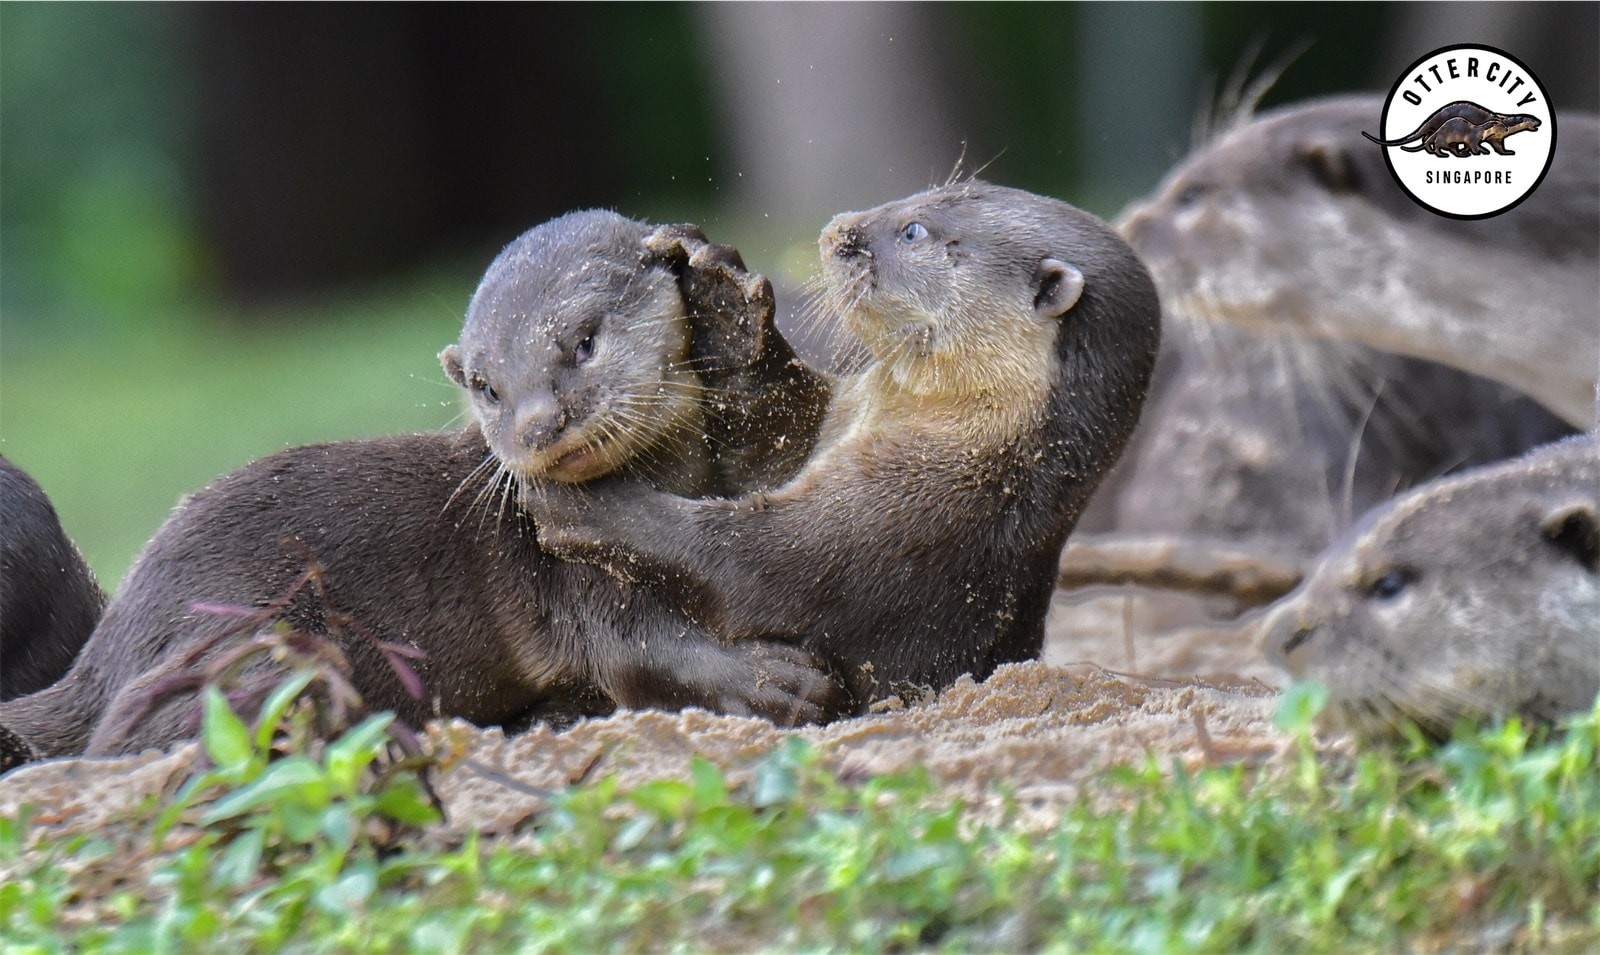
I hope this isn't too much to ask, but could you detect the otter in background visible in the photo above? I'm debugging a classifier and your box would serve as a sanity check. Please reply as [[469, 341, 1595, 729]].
[[1263, 434, 1599, 739], [1061, 95, 1581, 662]]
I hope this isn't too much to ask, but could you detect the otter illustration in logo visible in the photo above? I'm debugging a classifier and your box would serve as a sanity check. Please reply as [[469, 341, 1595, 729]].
[[1369, 45, 1556, 219], [1364, 100, 1541, 158]]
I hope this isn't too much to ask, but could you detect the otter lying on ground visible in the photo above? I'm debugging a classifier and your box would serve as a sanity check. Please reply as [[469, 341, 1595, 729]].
[[0, 211, 843, 768], [530, 181, 1161, 708], [1263, 434, 1599, 739]]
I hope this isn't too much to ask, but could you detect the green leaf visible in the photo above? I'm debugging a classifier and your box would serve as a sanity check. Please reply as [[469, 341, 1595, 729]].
[[629, 780, 695, 819], [323, 713, 394, 794], [215, 828, 265, 888], [252, 670, 317, 753], [200, 756, 328, 825], [201, 687, 253, 772], [373, 778, 442, 827], [1274, 681, 1330, 733], [313, 863, 377, 916]]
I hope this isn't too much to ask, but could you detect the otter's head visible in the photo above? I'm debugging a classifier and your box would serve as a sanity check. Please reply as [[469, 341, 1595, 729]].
[[1262, 438, 1600, 739], [1503, 114, 1541, 134], [818, 179, 1157, 414], [1116, 95, 1436, 336], [440, 210, 699, 483]]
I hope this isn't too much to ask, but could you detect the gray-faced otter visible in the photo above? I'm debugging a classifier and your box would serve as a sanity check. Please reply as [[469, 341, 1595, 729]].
[[1122, 94, 1598, 428], [530, 181, 1161, 707], [1361, 100, 1541, 156], [0, 457, 106, 700], [0, 211, 843, 767], [1262, 434, 1599, 739]]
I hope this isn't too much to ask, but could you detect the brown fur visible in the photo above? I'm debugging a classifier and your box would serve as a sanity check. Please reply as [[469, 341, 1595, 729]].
[[0, 212, 842, 767], [530, 181, 1161, 707], [0, 457, 105, 699]]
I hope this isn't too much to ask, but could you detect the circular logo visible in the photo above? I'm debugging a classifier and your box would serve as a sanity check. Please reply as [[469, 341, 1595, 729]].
[[1366, 44, 1556, 219]]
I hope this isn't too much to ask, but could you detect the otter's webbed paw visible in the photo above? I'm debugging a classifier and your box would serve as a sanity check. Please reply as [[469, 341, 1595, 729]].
[[646, 223, 778, 374], [678, 639, 852, 727]]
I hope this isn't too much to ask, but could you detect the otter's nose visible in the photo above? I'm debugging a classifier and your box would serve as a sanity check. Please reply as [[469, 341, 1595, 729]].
[[514, 394, 568, 451], [820, 214, 869, 259]]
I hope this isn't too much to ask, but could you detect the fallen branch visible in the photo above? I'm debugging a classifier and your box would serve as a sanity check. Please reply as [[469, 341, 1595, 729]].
[[1056, 534, 1305, 606]]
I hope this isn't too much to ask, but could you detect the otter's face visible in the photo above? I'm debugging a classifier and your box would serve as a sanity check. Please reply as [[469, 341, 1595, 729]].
[[817, 183, 1089, 401], [1263, 464, 1600, 739], [819, 199, 965, 359], [1117, 99, 1416, 337], [442, 225, 698, 483]]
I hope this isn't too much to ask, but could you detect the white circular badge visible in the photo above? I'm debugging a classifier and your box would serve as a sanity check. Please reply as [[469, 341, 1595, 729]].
[[1366, 44, 1556, 219]]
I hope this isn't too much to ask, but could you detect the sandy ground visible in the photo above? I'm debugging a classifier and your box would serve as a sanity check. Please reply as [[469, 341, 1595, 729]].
[[0, 587, 1287, 845]]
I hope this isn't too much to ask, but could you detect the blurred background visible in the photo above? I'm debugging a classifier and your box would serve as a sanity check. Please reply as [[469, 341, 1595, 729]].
[[3, 2, 1595, 589]]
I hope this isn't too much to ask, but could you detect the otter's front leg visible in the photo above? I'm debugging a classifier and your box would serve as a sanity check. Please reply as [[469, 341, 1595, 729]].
[[595, 620, 851, 726], [528, 476, 804, 640]]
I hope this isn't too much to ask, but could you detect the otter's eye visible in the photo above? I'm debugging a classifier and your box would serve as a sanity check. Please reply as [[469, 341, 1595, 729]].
[[471, 375, 500, 405], [1173, 183, 1208, 209], [900, 221, 929, 243], [1365, 569, 1413, 601], [574, 333, 596, 365]]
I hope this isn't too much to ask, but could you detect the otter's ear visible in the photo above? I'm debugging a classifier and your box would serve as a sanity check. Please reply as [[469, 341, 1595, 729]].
[[439, 345, 466, 388], [1299, 138, 1363, 193], [1540, 500, 1599, 573], [1033, 258, 1085, 320]]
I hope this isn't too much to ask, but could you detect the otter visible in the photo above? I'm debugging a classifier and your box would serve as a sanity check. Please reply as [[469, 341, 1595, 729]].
[[1121, 94, 1598, 428], [1361, 100, 1541, 156], [529, 181, 1161, 707], [1418, 115, 1540, 157], [1262, 434, 1599, 739], [0, 211, 842, 767], [0, 457, 106, 700]]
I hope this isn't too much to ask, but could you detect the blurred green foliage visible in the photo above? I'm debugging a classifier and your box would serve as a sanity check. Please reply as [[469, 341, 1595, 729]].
[[1, 279, 466, 588], [0, 4, 207, 328]]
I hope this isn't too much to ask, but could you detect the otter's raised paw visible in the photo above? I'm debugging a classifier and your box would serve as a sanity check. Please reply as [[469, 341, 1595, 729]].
[[646, 223, 777, 372]]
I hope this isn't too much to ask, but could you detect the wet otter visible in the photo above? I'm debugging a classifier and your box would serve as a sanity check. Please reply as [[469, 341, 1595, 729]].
[[0, 211, 842, 766], [531, 181, 1161, 707], [1262, 434, 1599, 739], [1121, 94, 1598, 428], [0, 457, 106, 699]]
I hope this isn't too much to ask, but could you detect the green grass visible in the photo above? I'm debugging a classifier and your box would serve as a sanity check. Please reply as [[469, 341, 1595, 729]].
[[3, 688, 1597, 952], [0, 275, 474, 590]]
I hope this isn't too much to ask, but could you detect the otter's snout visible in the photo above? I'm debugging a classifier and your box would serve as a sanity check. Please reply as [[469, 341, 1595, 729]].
[[514, 395, 569, 452], [821, 214, 870, 260]]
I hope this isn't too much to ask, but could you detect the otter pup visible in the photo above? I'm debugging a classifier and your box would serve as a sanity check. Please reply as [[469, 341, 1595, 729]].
[[1120, 95, 1599, 428], [0, 457, 106, 699], [531, 181, 1161, 706], [0, 211, 842, 765], [1262, 434, 1599, 739]]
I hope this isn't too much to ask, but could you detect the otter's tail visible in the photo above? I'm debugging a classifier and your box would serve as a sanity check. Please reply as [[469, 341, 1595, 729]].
[[1362, 127, 1426, 148]]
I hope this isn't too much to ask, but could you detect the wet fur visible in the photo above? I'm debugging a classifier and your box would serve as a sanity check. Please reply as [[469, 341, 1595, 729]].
[[0, 212, 839, 763], [532, 182, 1161, 706]]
